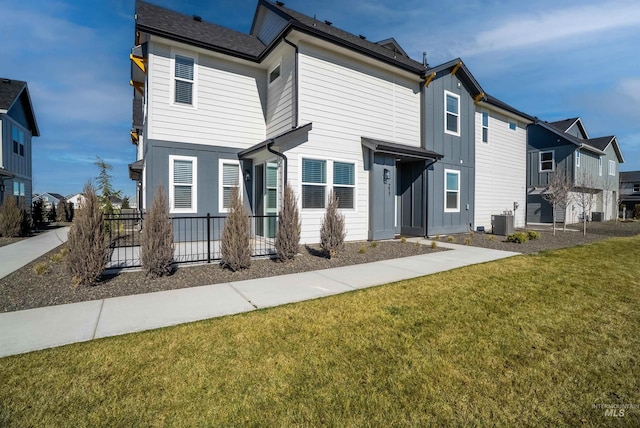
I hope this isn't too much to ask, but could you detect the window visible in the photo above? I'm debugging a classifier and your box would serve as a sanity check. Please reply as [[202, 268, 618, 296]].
[[219, 160, 241, 212], [609, 160, 616, 176], [481, 111, 489, 143], [633, 183, 640, 193], [444, 91, 460, 136], [509, 121, 517, 131], [169, 155, 197, 213], [599, 157, 602, 176], [269, 64, 281, 84], [444, 169, 460, 212], [174, 54, 194, 105], [539, 151, 554, 172], [333, 162, 355, 209], [302, 158, 326, 209], [576, 151, 581, 167], [12, 127, 24, 156], [13, 181, 25, 197]]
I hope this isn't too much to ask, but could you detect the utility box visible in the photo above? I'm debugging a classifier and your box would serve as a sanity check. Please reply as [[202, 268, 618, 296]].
[[492, 214, 515, 235], [591, 212, 603, 222]]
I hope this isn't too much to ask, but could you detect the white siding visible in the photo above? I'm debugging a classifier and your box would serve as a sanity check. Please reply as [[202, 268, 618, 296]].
[[147, 41, 266, 149], [266, 47, 295, 137], [293, 43, 421, 243], [474, 106, 527, 229]]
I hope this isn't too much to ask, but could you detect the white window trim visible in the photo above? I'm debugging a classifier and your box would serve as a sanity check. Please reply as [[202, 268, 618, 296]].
[[444, 90, 460, 137], [576, 151, 581, 167], [300, 155, 357, 212], [444, 169, 461, 213], [509, 121, 517, 131], [268, 62, 281, 85], [170, 50, 198, 108], [598, 157, 602, 176], [481, 111, 489, 143], [539, 150, 555, 173], [218, 159, 243, 214], [169, 155, 197, 214], [633, 183, 640, 192], [609, 160, 616, 176]]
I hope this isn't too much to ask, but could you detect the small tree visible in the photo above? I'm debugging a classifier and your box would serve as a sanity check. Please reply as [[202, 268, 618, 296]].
[[56, 200, 74, 222], [94, 156, 122, 214], [141, 186, 174, 278], [320, 191, 346, 258], [66, 182, 108, 286], [542, 170, 572, 235], [121, 196, 131, 210], [275, 185, 301, 261], [574, 170, 598, 236], [47, 204, 57, 222], [220, 186, 251, 271], [32, 199, 44, 226], [0, 197, 22, 237], [601, 176, 617, 221]]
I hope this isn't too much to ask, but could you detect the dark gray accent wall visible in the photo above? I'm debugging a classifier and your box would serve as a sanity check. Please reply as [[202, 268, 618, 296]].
[[423, 70, 475, 235], [527, 124, 574, 187], [1, 115, 32, 210], [367, 151, 396, 240]]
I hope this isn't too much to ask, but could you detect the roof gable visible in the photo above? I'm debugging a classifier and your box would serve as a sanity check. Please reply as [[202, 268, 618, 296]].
[[0, 78, 40, 136], [375, 38, 408, 57], [425, 59, 484, 98], [550, 117, 588, 139]]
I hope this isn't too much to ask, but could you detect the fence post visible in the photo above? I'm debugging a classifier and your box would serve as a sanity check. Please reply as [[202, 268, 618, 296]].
[[207, 212, 211, 263]]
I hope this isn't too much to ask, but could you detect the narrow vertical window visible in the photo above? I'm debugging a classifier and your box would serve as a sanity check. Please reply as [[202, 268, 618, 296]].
[[220, 161, 241, 211], [598, 157, 602, 176], [576, 151, 581, 167], [269, 64, 281, 84], [609, 160, 615, 176], [174, 55, 194, 105], [12, 127, 24, 156], [444, 169, 460, 212], [169, 155, 197, 213], [302, 158, 326, 209], [444, 91, 460, 136], [481, 111, 489, 143], [333, 162, 355, 209]]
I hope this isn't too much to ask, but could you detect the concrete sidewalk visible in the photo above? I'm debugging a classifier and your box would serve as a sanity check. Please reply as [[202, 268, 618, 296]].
[[0, 239, 520, 358], [0, 227, 69, 280]]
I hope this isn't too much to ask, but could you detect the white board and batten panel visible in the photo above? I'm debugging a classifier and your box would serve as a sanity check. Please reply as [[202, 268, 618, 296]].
[[292, 43, 422, 243], [474, 106, 527, 229], [147, 41, 266, 149]]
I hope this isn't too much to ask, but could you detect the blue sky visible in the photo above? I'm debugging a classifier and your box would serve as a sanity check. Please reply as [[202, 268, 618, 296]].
[[2, 0, 639, 198]]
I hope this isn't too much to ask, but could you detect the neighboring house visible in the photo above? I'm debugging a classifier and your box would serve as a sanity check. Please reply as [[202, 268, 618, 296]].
[[619, 171, 640, 218], [66, 193, 86, 209], [474, 95, 534, 230], [0, 78, 40, 211], [33, 192, 66, 210], [526, 118, 624, 223]]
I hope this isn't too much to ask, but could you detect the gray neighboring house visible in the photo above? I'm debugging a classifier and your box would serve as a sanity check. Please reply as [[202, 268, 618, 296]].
[[619, 171, 640, 218], [526, 117, 624, 223], [33, 192, 66, 210], [0, 78, 40, 211]]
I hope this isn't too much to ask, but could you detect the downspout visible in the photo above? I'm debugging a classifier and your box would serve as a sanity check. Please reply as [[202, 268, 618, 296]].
[[283, 38, 299, 129], [267, 140, 288, 183]]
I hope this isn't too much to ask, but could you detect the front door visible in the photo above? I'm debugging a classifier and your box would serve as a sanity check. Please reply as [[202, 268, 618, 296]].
[[398, 161, 425, 236]]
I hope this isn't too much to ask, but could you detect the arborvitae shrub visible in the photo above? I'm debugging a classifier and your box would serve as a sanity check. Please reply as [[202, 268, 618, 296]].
[[0, 197, 22, 237], [47, 204, 57, 222], [320, 191, 346, 258], [56, 200, 74, 222], [220, 186, 251, 271], [635, 205, 640, 219], [275, 185, 300, 262], [66, 182, 107, 286], [32, 199, 44, 226], [141, 186, 174, 278]]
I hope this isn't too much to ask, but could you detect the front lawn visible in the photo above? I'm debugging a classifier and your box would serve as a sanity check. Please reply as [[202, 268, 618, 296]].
[[1, 236, 639, 426]]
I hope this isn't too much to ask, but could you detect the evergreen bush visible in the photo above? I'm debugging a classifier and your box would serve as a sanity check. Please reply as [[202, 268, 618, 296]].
[[320, 191, 346, 258], [32, 199, 44, 226], [220, 186, 251, 271], [141, 186, 174, 278], [275, 185, 300, 261], [0, 197, 22, 237]]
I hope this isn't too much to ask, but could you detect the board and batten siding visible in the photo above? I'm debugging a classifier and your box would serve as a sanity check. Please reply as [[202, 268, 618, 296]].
[[474, 107, 527, 229], [147, 41, 266, 150], [266, 46, 295, 137], [293, 43, 422, 243]]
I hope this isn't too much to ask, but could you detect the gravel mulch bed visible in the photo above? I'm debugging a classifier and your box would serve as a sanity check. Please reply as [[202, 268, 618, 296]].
[[0, 240, 442, 313], [0, 237, 25, 248]]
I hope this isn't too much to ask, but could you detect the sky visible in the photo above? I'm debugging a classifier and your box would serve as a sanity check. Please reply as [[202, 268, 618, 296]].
[[2, 0, 639, 198]]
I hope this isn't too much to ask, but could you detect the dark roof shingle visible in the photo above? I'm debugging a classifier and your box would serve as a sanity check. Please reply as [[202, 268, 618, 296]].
[[620, 171, 640, 182], [0, 78, 26, 111], [549, 118, 579, 133]]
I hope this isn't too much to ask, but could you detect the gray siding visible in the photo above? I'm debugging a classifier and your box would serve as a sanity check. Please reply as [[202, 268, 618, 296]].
[[0, 114, 32, 210], [527, 125, 574, 187], [367, 152, 396, 240], [423, 71, 475, 235]]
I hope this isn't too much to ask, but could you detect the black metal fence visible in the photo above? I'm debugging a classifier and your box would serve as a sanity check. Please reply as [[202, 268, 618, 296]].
[[104, 211, 278, 269]]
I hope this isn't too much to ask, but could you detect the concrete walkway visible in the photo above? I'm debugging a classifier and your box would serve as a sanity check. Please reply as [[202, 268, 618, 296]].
[[0, 239, 520, 358], [0, 227, 70, 280]]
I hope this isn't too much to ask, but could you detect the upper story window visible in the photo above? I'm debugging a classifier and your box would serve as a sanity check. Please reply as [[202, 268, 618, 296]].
[[633, 183, 640, 192], [609, 160, 616, 176], [169, 155, 197, 213], [576, 151, 581, 167], [509, 121, 517, 131], [599, 157, 602, 176], [444, 169, 460, 213], [539, 150, 554, 172], [481, 111, 489, 143], [12, 127, 25, 156], [174, 54, 194, 105], [219, 160, 242, 213], [444, 91, 460, 136], [269, 64, 281, 84]]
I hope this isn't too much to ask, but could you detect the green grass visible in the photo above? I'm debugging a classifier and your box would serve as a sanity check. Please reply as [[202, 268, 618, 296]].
[[1, 237, 639, 426]]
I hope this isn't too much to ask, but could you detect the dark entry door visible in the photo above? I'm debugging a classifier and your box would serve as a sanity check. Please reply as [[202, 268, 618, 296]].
[[398, 161, 425, 236]]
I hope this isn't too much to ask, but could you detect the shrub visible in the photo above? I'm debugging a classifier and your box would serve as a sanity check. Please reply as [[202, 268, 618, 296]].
[[506, 232, 529, 244], [56, 200, 74, 222], [488, 235, 496, 241], [275, 185, 300, 262], [32, 199, 44, 226], [435, 235, 442, 241], [66, 182, 108, 286], [320, 191, 346, 258], [47, 204, 57, 222], [141, 186, 174, 278], [358, 244, 366, 254], [635, 205, 640, 220], [369, 241, 378, 248], [527, 230, 540, 240], [431, 241, 437, 249], [447, 236, 455, 243], [400, 236, 407, 244], [464, 237, 472, 245], [0, 197, 22, 237], [221, 186, 251, 271], [50, 247, 68, 263], [33, 262, 48, 276]]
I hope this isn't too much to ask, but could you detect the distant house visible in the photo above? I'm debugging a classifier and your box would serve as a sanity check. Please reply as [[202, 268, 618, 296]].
[[526, 118, 624, 223], [619, 171, 640, 218], [33, 192, 66, 210], [0, 78, 40, 211], [66, 193, 86, 209]]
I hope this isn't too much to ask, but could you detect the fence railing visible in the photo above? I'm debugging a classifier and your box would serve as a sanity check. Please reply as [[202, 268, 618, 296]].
[[104, 211, 278, 269]]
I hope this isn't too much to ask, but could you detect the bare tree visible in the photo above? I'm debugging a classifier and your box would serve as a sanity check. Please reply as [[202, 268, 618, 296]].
[[601, 175, 617, 221], [573, 170, 598, 236], [542, 170, 573, 236]]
